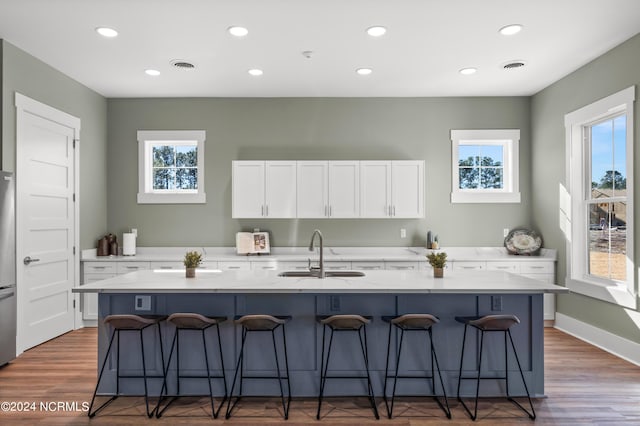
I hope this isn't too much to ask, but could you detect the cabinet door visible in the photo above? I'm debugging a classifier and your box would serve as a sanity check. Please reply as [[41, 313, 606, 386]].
[[296, 161, 328, 218], [265, 161, 297, 218], [385, 261, 420, 271], [232, 161, 265, 218], [82, 273, 116, 320], [360, 161, 391, 218], [328, 161, 359, 218], [391, 160, 424, 218]]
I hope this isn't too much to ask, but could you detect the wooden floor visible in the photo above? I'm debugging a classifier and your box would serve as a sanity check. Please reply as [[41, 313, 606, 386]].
[[1, 327, 640, 425]]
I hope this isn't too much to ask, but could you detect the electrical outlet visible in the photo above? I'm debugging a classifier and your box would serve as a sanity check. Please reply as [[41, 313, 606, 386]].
[[400, 228, 406, 238], [330, 295, 340, 311], [491, 295, 503, 311], [503, 228, 510, 238], [135, 295, 151, 311]]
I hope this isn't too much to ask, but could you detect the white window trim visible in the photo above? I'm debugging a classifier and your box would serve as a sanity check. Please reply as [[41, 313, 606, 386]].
[[450, 129, 521, 203], [137, 130, 206, 204], [564, 86, 635, 308]]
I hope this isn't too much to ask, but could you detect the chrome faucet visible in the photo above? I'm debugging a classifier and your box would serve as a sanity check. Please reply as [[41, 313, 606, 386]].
[[308, 229, 325, 278]]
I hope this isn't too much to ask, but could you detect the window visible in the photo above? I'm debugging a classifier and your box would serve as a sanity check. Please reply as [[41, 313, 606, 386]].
[[137, 130, 206, 204], [564, 86, 635, 308], [450, 129, 520, 203]]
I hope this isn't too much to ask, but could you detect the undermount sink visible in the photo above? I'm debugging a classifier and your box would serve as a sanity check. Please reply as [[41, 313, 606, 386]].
[[278, 271, 365, 278]]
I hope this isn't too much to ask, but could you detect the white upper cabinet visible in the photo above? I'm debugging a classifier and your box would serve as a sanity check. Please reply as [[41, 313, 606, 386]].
[[296, 161, 328, 218], [360, 161, 392, 218], [234, 160, 421, 219], [391, 160, 424, 218], [232, 161, 296, 218], [360, 160, 424, 218], [328, 161, 359, 218], [297, 161, 359, 218]]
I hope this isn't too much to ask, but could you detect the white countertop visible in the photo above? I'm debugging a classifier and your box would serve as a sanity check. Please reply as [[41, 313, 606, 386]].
[[81, 246, 557, 263], [73, 268, 567, 294]]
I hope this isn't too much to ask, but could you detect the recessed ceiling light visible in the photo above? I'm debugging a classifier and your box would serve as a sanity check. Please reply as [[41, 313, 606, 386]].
[[499, 24, 523, 36], [366, 26, 387, 37], [145, 69, 160, 76], [459, 67, 477, 75], [248, 69, 263, 76], [95, 27, 118, 38], [356, 68, 373, 76], [228, 26, 249, 37], [170, 60, 196, 70]]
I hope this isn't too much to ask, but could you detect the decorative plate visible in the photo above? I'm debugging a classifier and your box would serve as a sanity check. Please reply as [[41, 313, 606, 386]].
[[504, 228, 542, 255]]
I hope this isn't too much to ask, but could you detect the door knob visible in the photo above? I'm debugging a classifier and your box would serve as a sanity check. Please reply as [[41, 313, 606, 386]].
[[23, 256, 40, 265]]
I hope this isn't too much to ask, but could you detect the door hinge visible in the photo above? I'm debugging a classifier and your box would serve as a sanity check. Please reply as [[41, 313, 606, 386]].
[[73, 193, 76, 202], [73, 299, 76, 309], [73, 139, 79, 148], [73, 246, 76, 255]]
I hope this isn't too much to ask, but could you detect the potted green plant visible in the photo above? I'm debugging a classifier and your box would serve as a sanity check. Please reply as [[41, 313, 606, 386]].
[[184, 250, 202, 278], [426, 251, 447, 278]]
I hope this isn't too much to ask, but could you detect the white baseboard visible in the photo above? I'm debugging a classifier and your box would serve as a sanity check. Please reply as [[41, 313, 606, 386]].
[[554, 313, 640, 366]]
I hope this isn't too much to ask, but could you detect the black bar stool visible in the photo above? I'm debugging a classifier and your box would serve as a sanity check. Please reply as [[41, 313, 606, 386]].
[[88, 314, 166, 418], [225, 314, 291, 420], [316, 314, 379, 420], [382, 314, 451, 419], [455, 314, 536, 421], [155, 313, 228, 418]]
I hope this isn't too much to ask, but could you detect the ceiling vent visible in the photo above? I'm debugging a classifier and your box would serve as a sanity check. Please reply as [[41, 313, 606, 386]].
[[171, 60, 196, 70], [503, 61, 526, 70]]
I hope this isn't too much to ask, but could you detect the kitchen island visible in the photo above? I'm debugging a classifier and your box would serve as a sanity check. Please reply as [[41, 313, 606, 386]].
[[75, 268, 567, 398]]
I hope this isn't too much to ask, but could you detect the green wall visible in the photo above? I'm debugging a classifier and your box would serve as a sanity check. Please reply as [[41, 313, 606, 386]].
[[531, 33, 640, 342], [107, 97, 532, 247], [1, 40, 108, 249]]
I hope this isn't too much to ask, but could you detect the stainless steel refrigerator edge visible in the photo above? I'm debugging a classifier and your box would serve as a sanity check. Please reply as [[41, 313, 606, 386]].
[[0, 171, 16, 365]]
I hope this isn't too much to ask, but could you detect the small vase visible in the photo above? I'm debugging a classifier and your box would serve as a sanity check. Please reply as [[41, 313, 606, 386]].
[[433, 267, 444, 278], [185, 267, 196, 278]]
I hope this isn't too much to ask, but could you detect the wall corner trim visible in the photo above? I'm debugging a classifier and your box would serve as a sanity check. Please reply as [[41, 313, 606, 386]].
[[555, 313, 640, 367]]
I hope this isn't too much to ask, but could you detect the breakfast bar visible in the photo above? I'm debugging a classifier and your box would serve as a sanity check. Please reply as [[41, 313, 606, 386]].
[[75, 268, 567, 399]]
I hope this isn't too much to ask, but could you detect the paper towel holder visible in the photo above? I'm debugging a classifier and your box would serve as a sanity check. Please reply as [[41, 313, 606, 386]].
[[122, 231, 137, 256]]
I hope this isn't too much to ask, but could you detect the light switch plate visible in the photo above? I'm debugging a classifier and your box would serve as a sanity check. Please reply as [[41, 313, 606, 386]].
[[135, 295, 151, 311]]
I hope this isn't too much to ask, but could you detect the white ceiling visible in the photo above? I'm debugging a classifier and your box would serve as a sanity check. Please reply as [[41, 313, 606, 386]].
[[1, 0, 639, 98]]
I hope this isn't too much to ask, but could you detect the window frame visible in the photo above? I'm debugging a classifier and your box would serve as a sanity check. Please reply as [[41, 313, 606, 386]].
[[137, 130, 206, 204], [450, 129, 521, 203], [564, 86, 635, 308]]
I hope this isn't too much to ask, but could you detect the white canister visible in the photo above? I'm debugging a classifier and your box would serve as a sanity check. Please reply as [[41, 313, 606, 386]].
[[122, 232, 136, 256]]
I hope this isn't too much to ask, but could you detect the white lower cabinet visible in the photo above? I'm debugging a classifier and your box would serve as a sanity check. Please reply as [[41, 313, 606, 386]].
[[81, 261, 151, 321], [384, 261, 420, 271], [218, 261, 251, 271], [352, 261, 384, 271], [452, 261, 485, 271]]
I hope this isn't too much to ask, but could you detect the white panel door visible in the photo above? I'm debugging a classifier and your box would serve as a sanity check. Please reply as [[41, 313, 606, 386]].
[[297, 161, 328, 218], [232, 161, 265, 218], [16, 94, 79, 352], [391, 160, 424, 218], [360, 161, 391, 218], [265, 161, 297, 218], [328, 161, 359, 218]]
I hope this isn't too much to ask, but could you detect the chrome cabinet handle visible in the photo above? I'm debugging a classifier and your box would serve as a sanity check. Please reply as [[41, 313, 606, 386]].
[[23, 256, 40, 265]]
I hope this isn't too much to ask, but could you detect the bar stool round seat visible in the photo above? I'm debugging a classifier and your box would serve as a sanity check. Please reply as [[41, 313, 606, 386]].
[[225, 314, 292, 420], [455, 314, 536, 421], [316, 314, 379, 420], [155, 313, 228, 419], [382, 314, 451, 419], [88, 314, 167, 418]]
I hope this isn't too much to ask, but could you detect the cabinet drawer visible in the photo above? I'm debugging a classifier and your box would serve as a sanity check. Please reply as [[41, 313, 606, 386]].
[[117, 262, 151, 274], [150, 261, 184, 270], [487, 262, 520, 273], [280, 261, 310, 271], [199, 261, 219, 270], [385, 261, 420, 271], [83, 262, 117, 274], [218, 261, 251, 271], [324, 261, 352, 270], [83, 273, 116, 284], [452, 261, 486, 271], [520, 262, 553, 274], [352, 261, 384, 271], [251, 261, 281, 271]]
